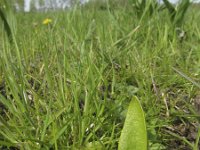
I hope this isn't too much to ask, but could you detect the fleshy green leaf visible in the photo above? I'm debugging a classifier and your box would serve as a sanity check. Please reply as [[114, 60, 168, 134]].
[[118, 96, 147, 150]]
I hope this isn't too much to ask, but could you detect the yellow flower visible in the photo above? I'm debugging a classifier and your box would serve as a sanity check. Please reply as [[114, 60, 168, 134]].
[[42, 18, 52, 25]]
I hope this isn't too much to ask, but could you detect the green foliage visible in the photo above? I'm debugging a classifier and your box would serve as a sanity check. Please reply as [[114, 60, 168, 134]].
[[0, 0, 17, 40], [169, 67, 200, 150], [127, 0, 190, 26], [0, 1, 200, 149], [129, 0, 159, 18], [163, 0, 190, 26], [118, 96, 147, 150]]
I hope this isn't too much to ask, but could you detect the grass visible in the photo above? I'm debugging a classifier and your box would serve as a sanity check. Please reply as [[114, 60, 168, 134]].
[[0, 0, 200, 149]]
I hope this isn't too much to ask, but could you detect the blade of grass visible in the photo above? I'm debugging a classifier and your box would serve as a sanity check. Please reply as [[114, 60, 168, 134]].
[[194, 126, 200, 150], [172, 67, 200, 89], [164, 129, 194, 149]]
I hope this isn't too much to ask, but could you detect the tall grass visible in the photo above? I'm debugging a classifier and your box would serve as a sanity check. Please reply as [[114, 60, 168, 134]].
[[163, 0, 190, 26], [0, 0, 200, 149]]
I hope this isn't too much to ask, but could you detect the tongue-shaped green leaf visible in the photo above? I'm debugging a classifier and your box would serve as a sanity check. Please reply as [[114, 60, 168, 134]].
[[118, 96, 147, 150]]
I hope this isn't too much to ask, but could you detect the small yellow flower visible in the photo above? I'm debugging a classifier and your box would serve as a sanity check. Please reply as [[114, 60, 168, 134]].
[[42, 18, 52, 25]]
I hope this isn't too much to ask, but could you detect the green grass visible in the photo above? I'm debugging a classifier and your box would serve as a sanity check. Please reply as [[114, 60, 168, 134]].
[[0, 1, 200, 149]]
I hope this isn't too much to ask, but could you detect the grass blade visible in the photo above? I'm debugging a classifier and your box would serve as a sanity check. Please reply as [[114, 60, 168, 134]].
[[0, 0, 16, 40], [172, 67, 200, 89], [194, 126, 200, 150]]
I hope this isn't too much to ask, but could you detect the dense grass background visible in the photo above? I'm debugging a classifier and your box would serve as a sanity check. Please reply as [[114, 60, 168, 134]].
[[0, 0, 200, 149]]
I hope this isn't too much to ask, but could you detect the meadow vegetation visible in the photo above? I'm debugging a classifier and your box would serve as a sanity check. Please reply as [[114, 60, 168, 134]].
[[0, 0, 200, 149]]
